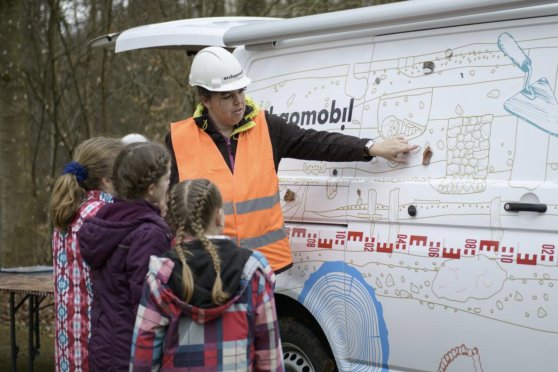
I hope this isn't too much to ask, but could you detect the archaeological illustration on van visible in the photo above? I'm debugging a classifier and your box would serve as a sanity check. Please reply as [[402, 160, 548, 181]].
[[247, 19, 557, 371]]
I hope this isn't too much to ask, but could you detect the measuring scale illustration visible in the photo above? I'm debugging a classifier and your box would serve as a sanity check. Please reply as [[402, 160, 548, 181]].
[[498, 32, 558, 188]]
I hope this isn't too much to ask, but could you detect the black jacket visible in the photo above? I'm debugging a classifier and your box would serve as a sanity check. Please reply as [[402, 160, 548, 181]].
[[165, 108, 372, 184], [163, 237, 253, 308]]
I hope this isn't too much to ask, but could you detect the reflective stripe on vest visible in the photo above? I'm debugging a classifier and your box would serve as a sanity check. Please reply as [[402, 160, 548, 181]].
[[224, 192, 280, 216], [170, 111, 292, 272]]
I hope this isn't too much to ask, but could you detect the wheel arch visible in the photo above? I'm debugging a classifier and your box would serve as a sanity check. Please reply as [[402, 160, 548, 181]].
[[274, 292, 336, 360]]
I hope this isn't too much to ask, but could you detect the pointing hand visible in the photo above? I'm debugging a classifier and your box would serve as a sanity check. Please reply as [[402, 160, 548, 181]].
[[369, 135, 418, 163]]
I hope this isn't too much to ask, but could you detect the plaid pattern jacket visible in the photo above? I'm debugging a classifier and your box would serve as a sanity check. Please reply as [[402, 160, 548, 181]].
[[130, 249, 284, 371]]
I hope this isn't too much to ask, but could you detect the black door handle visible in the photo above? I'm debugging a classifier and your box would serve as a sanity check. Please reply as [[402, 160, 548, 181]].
[[504, 202, 547, 213]]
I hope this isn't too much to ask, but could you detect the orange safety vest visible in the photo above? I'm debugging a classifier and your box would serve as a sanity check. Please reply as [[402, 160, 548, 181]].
[[170, 111, 292, 272]]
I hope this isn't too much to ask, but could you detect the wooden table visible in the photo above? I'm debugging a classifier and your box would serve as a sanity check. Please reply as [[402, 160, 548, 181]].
[[0, 268, 54, 372]]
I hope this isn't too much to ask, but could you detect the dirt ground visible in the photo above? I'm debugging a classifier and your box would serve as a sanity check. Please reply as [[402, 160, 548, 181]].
[[0, 292, 55, 370]]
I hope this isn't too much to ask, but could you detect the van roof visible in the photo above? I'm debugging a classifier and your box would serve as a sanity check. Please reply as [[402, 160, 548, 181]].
[[224, 0, 558, 46], [95, 0, 558, 53]]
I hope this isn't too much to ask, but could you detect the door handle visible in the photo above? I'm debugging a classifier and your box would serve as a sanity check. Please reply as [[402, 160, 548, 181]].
[[504, 202, 547, 213]]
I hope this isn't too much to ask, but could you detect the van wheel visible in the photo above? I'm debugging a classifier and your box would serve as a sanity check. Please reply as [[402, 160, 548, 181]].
[[279, 317, 337, 372]]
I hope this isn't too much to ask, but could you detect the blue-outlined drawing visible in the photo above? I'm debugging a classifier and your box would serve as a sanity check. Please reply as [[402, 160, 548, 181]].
[[498, 32, 558, 136], [298, 261, 389, 371]]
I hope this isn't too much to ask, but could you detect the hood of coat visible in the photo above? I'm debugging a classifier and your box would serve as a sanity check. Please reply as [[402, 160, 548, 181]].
[[78, 198, 169, 270], [146, 239, 274, 323]]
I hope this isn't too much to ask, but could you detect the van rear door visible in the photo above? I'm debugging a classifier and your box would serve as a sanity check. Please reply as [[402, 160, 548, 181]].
[[89, 17, 280, 53]]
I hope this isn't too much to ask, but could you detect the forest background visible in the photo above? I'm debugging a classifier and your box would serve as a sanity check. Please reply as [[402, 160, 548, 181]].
[[0, 0, 400, 267]]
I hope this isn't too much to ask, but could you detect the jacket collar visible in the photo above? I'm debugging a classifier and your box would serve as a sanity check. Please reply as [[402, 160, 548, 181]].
[[192, 96, 259, 138]]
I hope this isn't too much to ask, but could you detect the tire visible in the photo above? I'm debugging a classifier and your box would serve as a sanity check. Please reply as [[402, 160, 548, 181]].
[[279, 316, 337, 372]]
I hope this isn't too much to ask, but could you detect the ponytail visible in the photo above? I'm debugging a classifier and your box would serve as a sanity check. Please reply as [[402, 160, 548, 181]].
[[49, 137, 123, 231], [50, 174, 87, 230]]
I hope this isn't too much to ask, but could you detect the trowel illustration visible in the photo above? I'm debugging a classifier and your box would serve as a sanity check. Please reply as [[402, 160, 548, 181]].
[[498, 32, 558, 135], [498, 32, 557, 188]]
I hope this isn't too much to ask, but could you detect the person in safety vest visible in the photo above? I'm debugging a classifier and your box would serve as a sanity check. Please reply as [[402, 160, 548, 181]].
[[166, 46, 417, 274]]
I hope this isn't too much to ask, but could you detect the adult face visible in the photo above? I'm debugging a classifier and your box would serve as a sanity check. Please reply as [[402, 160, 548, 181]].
[[202, 88, 246, 127]]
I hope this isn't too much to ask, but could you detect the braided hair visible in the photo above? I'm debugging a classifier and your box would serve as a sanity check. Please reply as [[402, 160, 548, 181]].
[[112, 142, 170, 200], [167, 179, 229, 305]]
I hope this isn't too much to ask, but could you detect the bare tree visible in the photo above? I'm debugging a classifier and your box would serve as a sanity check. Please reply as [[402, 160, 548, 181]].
[[0, 0, 40, 266], [0, 0, 402, 266]]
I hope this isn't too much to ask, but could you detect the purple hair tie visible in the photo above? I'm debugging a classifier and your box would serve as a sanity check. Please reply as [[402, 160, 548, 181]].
[[63, 161, 88, 182]]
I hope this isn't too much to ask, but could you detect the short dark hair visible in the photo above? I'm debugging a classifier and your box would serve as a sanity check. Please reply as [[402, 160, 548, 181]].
[[112, 142, 170, 200], [197, 86, 212, 98]]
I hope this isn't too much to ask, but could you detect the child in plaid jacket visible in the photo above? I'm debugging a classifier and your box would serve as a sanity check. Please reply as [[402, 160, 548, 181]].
[[130, 179, 284, 371]]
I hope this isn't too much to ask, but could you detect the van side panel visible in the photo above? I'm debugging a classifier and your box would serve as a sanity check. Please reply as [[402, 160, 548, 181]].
[[239, 16, 558, 372]]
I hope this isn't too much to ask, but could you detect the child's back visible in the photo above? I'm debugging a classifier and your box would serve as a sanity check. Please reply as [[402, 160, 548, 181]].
[[130, 179, 284, 371], [78, 141, 173, 371], [50, 136, 123, 372]]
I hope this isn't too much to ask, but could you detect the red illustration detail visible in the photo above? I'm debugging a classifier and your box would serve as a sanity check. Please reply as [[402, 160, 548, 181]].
[[292, 227, 306, 238], [516, 253, 537, 265], [348, 231, 363, 242], [395, 244, 407, 250], [410, 235, 428, 246], [318, 239, 333, 249], [438, 344, 483, 372], [443, 247, 461, 259], [377, 243, 394, 254], [479, 240, 499, 252]]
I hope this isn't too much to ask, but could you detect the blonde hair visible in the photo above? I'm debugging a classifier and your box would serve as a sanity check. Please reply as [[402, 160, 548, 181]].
[[50, 137, 123, 230], [167, 179, 228, 305]]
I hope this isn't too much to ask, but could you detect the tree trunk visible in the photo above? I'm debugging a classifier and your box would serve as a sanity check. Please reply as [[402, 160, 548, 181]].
[[0, 0, 39, 267]]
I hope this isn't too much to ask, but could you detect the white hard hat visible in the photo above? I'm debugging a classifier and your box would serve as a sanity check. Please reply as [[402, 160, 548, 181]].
[[121, 133, 148, 144], [189, 46, 251, 92]]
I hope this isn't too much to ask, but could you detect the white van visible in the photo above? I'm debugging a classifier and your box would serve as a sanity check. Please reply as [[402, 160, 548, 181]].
[[97, 0, 558, 370]]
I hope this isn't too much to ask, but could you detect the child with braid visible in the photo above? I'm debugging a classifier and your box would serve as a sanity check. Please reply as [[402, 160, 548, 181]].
[[78, 141, 173, 371], [130, 179, 284, 371], [50, 136, 123, 372]]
